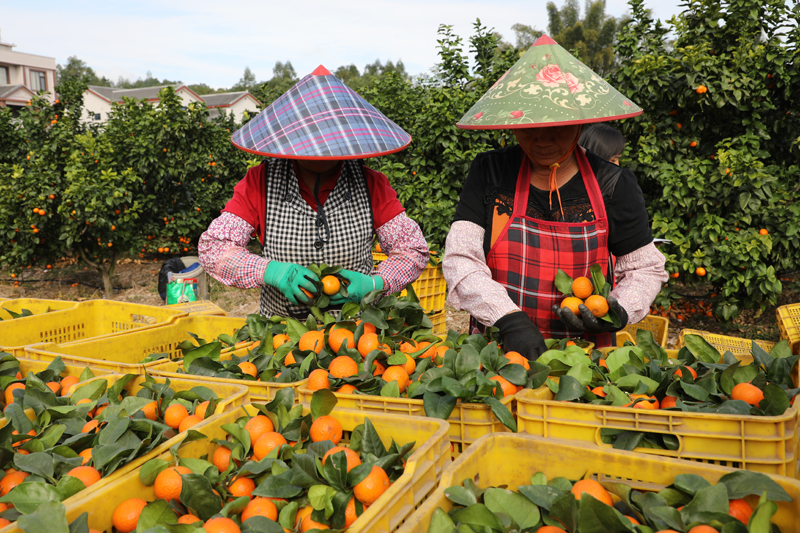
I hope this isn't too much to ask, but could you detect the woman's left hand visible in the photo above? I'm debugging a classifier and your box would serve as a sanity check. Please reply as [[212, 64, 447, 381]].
[[551, 295, 629, 333], [330, 270, 385, 304]]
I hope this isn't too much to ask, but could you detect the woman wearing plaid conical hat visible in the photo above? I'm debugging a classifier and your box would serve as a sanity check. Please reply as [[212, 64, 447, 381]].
[[199, 66, 428, 318], [443, 36, 668, 359]]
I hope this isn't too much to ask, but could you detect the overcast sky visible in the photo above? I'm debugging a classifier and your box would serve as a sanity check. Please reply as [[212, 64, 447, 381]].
[[4, 0, 685, 89]]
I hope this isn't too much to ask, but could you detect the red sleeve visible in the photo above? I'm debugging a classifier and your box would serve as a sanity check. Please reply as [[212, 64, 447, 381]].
[[363, 166, 404, 230], [222, 165, 266, 243]]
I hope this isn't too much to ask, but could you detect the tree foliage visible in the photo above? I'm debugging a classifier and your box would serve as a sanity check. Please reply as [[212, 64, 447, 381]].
[[56, 56, 114, 86]]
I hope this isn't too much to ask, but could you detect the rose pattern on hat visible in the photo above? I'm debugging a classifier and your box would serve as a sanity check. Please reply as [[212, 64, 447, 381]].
[[535, 64, 584, 94]]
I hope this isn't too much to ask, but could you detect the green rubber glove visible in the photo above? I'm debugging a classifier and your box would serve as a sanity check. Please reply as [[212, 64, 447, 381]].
[[330, 269, 384, 304], [263, 261, 319, 305]]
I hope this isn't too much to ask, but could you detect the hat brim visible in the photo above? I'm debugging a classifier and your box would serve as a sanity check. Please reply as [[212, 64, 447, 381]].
[[230, 136, 411, 160], [456, 110, 643, 130]]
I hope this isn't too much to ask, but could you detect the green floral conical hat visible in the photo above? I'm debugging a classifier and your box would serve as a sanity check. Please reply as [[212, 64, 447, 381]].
[[457, 35, 642, 129]]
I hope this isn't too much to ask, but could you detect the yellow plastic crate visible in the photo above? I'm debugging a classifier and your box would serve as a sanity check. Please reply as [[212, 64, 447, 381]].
[[430, 310, 446, 336], [23, 315, 249, 374], [0, 298, 77, 321], [777, 303, 800, 355], [515, 382, 799, 477], [0, 300, 187, 357], [678, 329, 776, 357], [298, 386, 514, 457], [618, 314, 669, 346], [151, 359, 308, 403], [166, 299, 228, 317], [15, 357, 115, 380], [374, 253, 446, 314], [395, 433, 800, 533], [54, 405, 450, 533]]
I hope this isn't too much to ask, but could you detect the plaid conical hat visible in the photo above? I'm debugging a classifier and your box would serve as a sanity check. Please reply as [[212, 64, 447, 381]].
[[457, 36, 642, 129], [231, 65, 411, 159]]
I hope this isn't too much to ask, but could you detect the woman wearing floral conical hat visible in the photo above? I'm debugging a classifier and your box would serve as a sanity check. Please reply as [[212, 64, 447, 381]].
[[443, 36, 668, 358], [199, 66, 428, 318]]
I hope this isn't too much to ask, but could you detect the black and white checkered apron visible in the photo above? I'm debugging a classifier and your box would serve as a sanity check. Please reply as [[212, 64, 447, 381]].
[[259, 159, 374, 318]]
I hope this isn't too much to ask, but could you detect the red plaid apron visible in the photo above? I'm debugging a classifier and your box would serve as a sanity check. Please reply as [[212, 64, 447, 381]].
[[473, 148, 612, 347]]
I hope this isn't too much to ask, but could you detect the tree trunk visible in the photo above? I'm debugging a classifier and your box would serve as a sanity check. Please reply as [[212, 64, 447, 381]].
[[78, 247, 117, 298]]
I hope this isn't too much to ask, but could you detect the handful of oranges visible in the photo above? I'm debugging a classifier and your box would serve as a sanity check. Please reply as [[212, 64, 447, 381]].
[[555, 265, 617, 325], [298, 263, 351, 309]]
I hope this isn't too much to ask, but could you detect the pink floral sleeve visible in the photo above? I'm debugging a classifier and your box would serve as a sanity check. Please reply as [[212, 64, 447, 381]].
[[374, 212, 429, 295], [198, 212, 269, 289], [610, 241, 669, 324]]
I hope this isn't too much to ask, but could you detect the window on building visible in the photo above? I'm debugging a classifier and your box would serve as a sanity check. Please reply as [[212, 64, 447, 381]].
[[0, 67, 8, 85], [30, 70, 47, 91], [94, 113, 101, 120]]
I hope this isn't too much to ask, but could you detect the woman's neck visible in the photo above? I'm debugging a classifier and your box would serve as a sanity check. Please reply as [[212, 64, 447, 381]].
[[294, 161, 342, 194], [527, 152, 579, 191]]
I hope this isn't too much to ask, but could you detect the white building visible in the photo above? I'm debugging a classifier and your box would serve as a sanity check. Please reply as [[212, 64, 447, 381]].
[[203, 91, 261, 122], [0, 31, 57, 111]]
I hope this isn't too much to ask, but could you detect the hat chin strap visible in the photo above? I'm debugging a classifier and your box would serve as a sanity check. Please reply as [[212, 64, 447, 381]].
[[527, 125, 582, 219]]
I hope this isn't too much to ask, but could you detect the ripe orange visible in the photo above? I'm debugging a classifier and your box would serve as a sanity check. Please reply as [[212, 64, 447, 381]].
[[308, 369, 331, 391], [329, 356, 359, 378], [356, 320, 377, 335], [625, 516, 640, 525], [382, 366, 410, 392], [242, 497, 278, 522], [731, 382, 764, 406], [674, 366, 697, 379], [354, 466, 390, 506], [154, 466, 192, 501], [295, 506, 314, 526], [178, 514, 202, 524], [321, 275, 341, 295], [310, 415, 343, 444], [729, 498, 753, 524], [584, 295, 609, 317], [245, 415, 275, 444], [371, 361, 386, 376], [688, 527, 718, 533], [195, 400, 211, 418], [571, 277, 594, 299], [178, 414, 203, 432], [299, 330, 325, 353], [504, 351, 530, 370], [82, 420, 100, 434], [696, 85, 707, 94], [560, 297, 583, 316], [345, 497, 361, 527], [78, 448, 93, 465], [695, 267, 707, 277], [212, 445, 233, 472], [328, 328, 355, 354], [337, 384, 357, 394], [164, 403, 189, 429], [590, 386, 606, 398], [0, 471, 29, 496], [358, 333, 381, 357], [489, 375, 518, 397], [661, 396, 678, 409], [625, 394, 659, 409], [142, 401, 159, 421], [399, 340, 418, 353], [4, 383, 25, 405], [239, 361, 258, 377], [322, 446, 362, 472], [67, 466, 101, 488], [229, 476, 256, 499], [273, 334, 289, 350], [690, 141, 698, 147], [112, 498, 148, 533], [300, 514, 330, 532], [204, 517, 242, 533], [253, 432, 288, 460], [759, 228, 769, 236], [46, 381, 61, 394], [537, 528, 567, 533], [571, 479, 613, 505], [400, 353, 416, 375]]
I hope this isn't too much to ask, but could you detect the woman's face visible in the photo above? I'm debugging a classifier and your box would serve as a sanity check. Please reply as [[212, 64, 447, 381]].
[[514, 125, 581, 167], [609, 154, 621, 166]]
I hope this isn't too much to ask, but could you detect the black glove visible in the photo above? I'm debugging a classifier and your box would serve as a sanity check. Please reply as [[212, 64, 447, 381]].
[[494, 311, 548, 362], [552, 294, 629, 333]]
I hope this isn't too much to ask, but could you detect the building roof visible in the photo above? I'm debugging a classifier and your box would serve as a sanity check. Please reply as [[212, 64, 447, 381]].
[[87, 85, 116, 102], [202, 91, 252, 107], [0, 84, 35, 101]]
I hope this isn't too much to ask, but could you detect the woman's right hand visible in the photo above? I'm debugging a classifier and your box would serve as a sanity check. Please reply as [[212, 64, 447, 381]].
[[263, 261, 320, 305], [494, 311, 549, 361]]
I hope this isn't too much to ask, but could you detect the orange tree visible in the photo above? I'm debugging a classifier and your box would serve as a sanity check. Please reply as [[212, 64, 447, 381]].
[[613, 0, 800, 319]]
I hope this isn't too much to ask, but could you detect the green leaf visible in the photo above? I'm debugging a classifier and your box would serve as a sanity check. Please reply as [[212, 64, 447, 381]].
[[758, 383, 791, 416], [428, 507, 458, 533], [179, 473, 222, 521], [423, 391, 457, 421], [615, 374, 660, 394], [308, 485, 338, 511], [69, 379, 107, 402], [484, 397, 516, 432], [310, 390, 337, 419], [673, 474, 711, 496], [444, 485, 478, 506], [518, 484, 565, 511], [380, 380, 400, 398], [0, 481, 64, 514], [136, 499, 178, 532], [718, 470, 791, 501], [589, 264, 605, 294], [16, 452, 55, 482], [555, 375, 585, 401], [680, 483, 729, 525], [483, 487, 541, 529], [577, 492, 633, 533], [555, 269, 574, 295], [452, 504, 504, 532], [18, 500, 69, 533], [183, 341, 222, 369], [748, 495, 778, 533], [683, 335, 721, 364]]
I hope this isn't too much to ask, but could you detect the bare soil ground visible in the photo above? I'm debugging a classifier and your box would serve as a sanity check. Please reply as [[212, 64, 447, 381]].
[[1, 255, 797, 349]]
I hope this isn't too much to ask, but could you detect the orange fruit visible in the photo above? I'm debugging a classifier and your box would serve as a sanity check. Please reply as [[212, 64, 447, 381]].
[[78, 448, 93, 465], [371, 361, 386, 376], [382, 366, 409, 392], [67, 466, 101, 488], [356, 320, 377, 335], [571, 277, 594, 299], [625, 394, 659, 409], [695, 267, 707, 277], [400, 354, 416, 375], [308, 369, 331, 391], [590, 386, 606, 398], [178, 514, 202, 524], [661, 396, 678, 409], [12, 429, 36, 448], [212, 445, 233, 472], [674, 366, 697, 379], [239, 361, 258, 377], [560, 297, 583, 316], [195, 400, 211, 418], [60, 375, 79, 395], [358, 333, 381, 357], [399, 340, 418, 353], [625, 516, 640, 525], [321, 275, 341, 295], [82, 420, 100, 433], [46, 381, 61, 394], [299, 330, 325, 353], [229, 476, 256, 499], [759, 228, 769, 236], [245, 415, 275, 444], [322, 446, 362, 472], [538, 528, 567, 533], [504, 351, 530, 370], [154, 466, 192, 501], [0, 519, 10, 526], [688, 527, 718, 533], [204, 517, 242, 533], [571, 479, 613, 506], [354, 465, 390, 506], [242, 497, 278, 522], [329, 356, 359, 378], [178, 414, 203, 432], [300, 514, 330, 532], [310, 415, 343, 444], [273, 334, 290, 350], [112, 498, 148, 533], [253, 432, 288, 460], [345, 497, 361, 527], [4, 383, 25, 405], [337, 384, 357, 394], [729, 498, 753, 524], [295, 506, 314, 526], [328, 328, 355, 354], [731, 382, 764, 406], [584, 295, 609, 317], [164, 403, 189, 429], [142, 401, 159, 421], [0, 470, 28, 496], [489, 375, 518, 397], [285, 352, 297, 365]]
